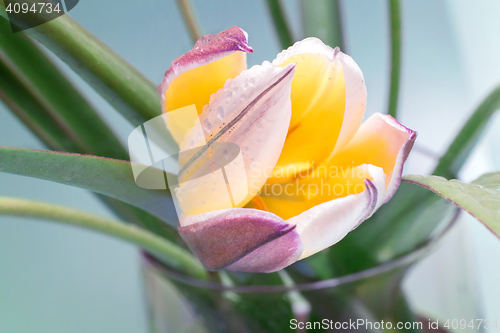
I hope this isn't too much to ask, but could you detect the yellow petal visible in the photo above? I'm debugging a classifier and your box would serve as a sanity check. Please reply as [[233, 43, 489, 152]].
[[259, 113, 416, 219], [259, 164, 370, 220], [165, 51, 247, 143], [267, 53, 346, 182], [326, 113, 413, 189]]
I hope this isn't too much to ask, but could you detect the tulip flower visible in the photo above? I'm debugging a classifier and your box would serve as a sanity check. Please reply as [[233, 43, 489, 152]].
[[158, 26, 416, 273]]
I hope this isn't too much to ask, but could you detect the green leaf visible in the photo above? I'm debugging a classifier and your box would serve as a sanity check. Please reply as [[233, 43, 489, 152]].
[[0, 0, 178, 155], [0, 61, 79, 152], [310, 182, 455, 277], [264, 0, 294, 50], [300, 0, 344, 50], [0, 17, 128, 160], [387, 0, 402, 119], [0, 146, 178, 226], [0, 17, 180, 241], [0, 196, 206, 279], [433, 85, 500, 178], [404, 173, 500, 238]]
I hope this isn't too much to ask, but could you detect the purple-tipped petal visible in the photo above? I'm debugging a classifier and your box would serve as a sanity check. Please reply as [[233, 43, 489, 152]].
[[158, 26, 253, 97], [382, 116, 417, 204], [178, 208, 304, 272], [356, 178, 379, 227], [226, 225, 304, 273], [287, 165, 386, 259], [284, 113, 416, 259]]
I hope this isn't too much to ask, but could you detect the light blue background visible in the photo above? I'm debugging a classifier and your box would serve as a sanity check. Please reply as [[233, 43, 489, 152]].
[[0, 0, 499, 332]]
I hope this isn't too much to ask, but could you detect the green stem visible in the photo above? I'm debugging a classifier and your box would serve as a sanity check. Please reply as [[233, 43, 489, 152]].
[[300, 0, 345, 50], [0, 197, 207, 279], [387, 0, 402, 119], [265, 0, 294, 50], [433, 85, 500, 178], [176, 0, 202, 43], [278, 270, 311, 319]]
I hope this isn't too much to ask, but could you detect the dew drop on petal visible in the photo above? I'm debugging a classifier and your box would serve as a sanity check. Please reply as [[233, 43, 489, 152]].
[[217, 106, 224, 120], [204, 119, 211, 131]]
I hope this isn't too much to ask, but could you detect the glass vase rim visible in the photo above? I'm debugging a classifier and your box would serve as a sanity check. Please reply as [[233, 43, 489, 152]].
[[142, 206, 461, 294]]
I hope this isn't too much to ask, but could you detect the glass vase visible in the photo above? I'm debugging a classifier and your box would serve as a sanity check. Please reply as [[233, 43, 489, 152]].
[[141, 205, 476, 333]]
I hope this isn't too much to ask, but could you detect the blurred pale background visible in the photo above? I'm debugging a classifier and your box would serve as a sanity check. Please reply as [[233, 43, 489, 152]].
[[0, 0, 499, 332]]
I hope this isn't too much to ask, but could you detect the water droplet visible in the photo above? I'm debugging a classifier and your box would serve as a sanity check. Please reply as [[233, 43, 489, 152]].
[[217, 106, 224, 120], [203, 119, 211, 131], [240, 93, 247, 101], [227, 92, 233, 99], [249, 78, 256, 86]]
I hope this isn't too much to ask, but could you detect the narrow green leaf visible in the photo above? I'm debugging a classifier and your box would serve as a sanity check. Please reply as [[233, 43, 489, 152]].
[[176, 0, 202, 43], [0, 0, 178, 156], [265, 0, 294, 50], [0, 62, 78, 152], [300, 0, 344, 50], [0, 196, 206, 279], [0, 146, 178, 226], [433, 85, 500, 179], [0, 17, 128, 160], [404, 173, 500, 238], [0, 17, 180, 241], [0, 73, 179, 245], [387, 0, 402, 119]]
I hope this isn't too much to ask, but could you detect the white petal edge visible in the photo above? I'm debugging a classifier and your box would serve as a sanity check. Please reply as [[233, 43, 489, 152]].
[[272, 37, 367, 154], [287, 164, 386, 259]]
